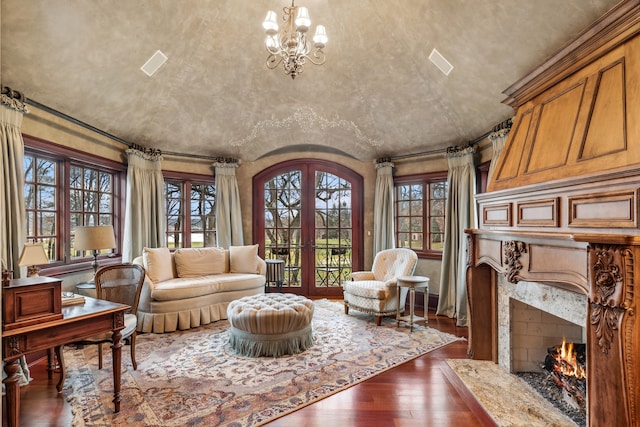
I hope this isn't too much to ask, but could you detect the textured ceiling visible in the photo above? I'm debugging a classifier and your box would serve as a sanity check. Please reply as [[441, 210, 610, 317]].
[[1, 0, 621, 162]]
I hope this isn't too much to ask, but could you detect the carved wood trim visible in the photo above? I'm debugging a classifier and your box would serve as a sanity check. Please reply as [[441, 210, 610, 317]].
[[589, 245, 628, 354], [114, 311, 125, 328], [502, 240, 527, 284], [6, 336, 21, 358]]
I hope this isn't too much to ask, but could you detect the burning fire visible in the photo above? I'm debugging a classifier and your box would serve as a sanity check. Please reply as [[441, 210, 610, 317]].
[[555, 338, 586, 380]]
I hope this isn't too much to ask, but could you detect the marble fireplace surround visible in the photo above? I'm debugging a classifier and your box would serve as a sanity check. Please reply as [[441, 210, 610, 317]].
[[498, 276, 587, 374], [465, 230, 640, 426]]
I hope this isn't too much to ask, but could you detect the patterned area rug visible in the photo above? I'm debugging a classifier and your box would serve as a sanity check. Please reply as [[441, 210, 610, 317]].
[[63, 299, 461, 426]]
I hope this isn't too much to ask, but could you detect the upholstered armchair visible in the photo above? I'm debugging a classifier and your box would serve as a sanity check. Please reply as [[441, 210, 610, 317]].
[[343, 248, 418, 325]]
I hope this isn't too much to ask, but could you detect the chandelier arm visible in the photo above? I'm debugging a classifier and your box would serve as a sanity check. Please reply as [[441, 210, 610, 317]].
[[305, 49, 326, 66], [266, 54, 284, 70], [265, 44, 280, 55]]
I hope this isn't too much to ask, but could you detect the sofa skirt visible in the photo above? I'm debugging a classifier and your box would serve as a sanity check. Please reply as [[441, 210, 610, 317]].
[[137, 287, 264, 333]]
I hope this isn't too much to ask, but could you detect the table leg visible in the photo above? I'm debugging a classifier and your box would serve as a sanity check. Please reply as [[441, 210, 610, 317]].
[[111, 329, 123, 413], [423, 284, 429, 325], [47, 348, 55, 379], [55, 345, 65, 392], [396, 284, 401, 327], [3, 358, 20, 427], [409, 286, 416, 332]]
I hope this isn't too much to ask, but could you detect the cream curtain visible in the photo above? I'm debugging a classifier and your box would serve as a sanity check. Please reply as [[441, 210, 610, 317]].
[[1, 89, 31, 388], [437, 146, 477, 327], [1, 91, 27, 278], [122, 149, 166, 262], [214, 162, 243, 248], [373, 161, 395, 253], [487, 127, 510, 185]]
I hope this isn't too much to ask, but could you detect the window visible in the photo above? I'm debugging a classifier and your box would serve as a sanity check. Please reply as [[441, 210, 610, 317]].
[[69, 164, 116, 259], [394, 173, 448, 258], [23, 135, 125, 273], [24, 153, 58, 260], [164, 174, 216, 248]]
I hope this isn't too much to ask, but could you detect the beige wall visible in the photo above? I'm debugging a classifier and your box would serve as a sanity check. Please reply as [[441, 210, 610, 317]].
[[21, 105, 494, 295]]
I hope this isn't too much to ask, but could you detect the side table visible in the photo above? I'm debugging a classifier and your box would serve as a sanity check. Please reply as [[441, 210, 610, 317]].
[[265, 259, 285, 293], [75, 281, 97, 298], [396, 275, 430, 332]]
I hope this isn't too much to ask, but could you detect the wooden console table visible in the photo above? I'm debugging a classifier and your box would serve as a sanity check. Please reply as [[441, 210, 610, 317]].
[[2, 296, 128, 427]]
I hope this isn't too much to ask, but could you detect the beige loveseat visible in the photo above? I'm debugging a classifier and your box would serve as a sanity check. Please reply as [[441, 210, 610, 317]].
[[132, 245, 266, 333]]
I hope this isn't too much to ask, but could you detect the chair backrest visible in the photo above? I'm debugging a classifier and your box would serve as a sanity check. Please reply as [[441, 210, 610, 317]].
[[94, 263, 146, 315], [371, 248, 418, 282]]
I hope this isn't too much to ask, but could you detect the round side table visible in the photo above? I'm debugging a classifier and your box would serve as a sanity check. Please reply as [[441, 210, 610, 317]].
[[396, 275, 430, 332], [75, 281, 96, 298]]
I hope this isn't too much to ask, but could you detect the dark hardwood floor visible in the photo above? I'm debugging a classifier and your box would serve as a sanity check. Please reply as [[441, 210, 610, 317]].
[[3, 306, 494, 427]]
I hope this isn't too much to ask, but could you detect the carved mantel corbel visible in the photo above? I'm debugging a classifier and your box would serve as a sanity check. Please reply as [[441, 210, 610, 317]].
[[589, 245, 629, 354], [503, 240, 527, 284]]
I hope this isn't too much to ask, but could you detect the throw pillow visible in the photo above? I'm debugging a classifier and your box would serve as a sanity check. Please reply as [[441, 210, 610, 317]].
[[143, 247, 173, 283], [229, 244, 259, 274], [174, 247, 226, 277]]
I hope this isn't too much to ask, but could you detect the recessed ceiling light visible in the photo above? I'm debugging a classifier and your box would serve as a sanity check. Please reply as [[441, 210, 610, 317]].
[[429, 48, 453, 76], [140, 50, 168, 77]]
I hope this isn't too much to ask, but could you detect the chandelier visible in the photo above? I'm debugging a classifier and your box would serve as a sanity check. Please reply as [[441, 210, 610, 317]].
[[262, 1, 328, 79]]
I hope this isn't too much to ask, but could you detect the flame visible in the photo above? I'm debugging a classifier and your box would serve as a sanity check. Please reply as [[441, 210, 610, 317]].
[[555, 337, 586, 380]]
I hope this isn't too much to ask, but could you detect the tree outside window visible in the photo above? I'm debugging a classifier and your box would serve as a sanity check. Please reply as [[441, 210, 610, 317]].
[[24, 154, 57, 260], [394, 173, 448, 259], [70, 164, 115, 258], [24, 139, 124, 272], [165, 177, 215, 248]]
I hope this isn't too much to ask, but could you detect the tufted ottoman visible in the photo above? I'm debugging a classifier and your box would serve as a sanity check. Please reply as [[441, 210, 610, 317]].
[[227, 293, 314, 357]]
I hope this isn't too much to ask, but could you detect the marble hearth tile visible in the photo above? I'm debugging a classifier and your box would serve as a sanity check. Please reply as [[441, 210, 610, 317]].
[[447, 359, 576, 426]]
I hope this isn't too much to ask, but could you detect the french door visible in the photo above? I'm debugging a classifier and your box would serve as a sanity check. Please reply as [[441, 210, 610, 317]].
[[253, 159, 363, 297]]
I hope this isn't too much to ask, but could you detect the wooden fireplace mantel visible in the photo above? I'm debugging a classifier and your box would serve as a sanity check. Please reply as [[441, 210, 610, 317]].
[[465, 230, 640, 426]]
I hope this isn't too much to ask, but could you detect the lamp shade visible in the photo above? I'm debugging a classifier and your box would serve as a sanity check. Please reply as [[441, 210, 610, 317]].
[[294, 7, 311, 32], [75, 225, 116, 251], [263, 10, 279, 36], [313, 25, 327, 48], [18, 243, 50, 267]]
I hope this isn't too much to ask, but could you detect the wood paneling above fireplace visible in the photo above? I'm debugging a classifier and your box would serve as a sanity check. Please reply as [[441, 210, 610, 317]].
[[490, 0, 640, 193]]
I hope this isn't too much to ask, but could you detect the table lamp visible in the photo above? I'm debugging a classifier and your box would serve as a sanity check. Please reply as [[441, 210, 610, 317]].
[[18, 242, 50, 277], [74, 225, 116, 275]]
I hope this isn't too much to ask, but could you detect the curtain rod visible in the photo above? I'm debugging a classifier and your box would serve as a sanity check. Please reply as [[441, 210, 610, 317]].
[[25, 98, 224, 161]]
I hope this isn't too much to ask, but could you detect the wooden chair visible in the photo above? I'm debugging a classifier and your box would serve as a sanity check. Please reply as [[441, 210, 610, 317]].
[[55, 263, 145, 391]]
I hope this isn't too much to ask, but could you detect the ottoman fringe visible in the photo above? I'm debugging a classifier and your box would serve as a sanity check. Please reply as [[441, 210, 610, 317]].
[[229, 324, 314, 357]]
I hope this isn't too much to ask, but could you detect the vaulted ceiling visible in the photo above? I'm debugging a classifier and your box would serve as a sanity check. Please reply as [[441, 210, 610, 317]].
[[1, 0, 621, 162]]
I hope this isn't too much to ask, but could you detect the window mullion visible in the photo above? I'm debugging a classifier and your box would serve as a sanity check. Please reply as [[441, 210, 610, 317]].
[[424, 182, 430, 251], [183, 181, 191, 247], [60, 160, 70, 263]]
